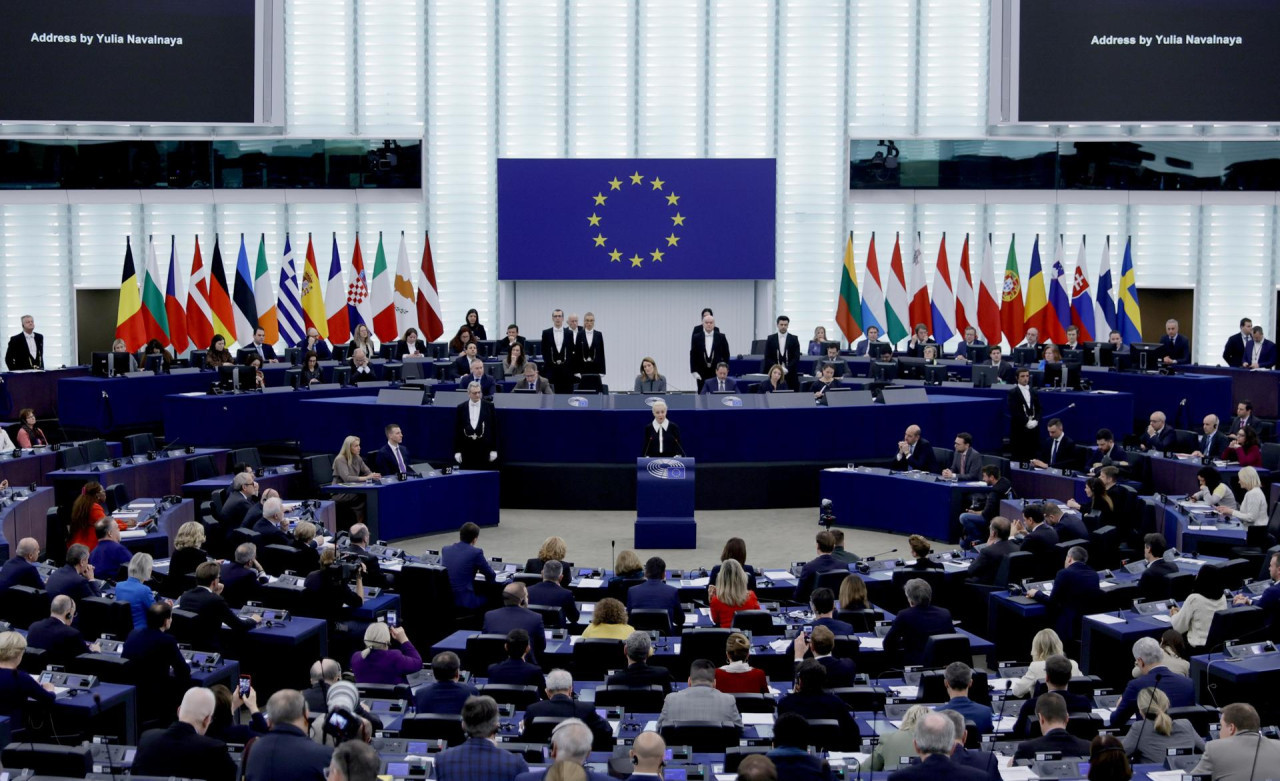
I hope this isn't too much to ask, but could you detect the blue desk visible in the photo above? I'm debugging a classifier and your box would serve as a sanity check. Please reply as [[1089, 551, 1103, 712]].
[[61, 373, 220, 433], [1152, 498, 1246, 555], [1189, 650, 1280, 721], [163, 386, 382, 448], [0, 486, 54, 557], [1147, 453, 1262, 497], [47, 448, 229, 515], [322, 471, 500, 542], [0, 366, 89, 420], [1008, 464, 1090, 504], [235, 615, 328, 699], [819, 467, 992, 542], [919, 383, 1135, 448], [1173, 364, 1280, 418], [1083, 368, 1233, 430], [183, 469, 301, 502], [54, 682, 137, 744], [113, 498, 196, 558]]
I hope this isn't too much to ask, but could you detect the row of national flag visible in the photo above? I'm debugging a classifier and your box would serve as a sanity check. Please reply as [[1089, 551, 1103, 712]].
[[116, 232, 445, 353], [835, 232, 1143, 348]]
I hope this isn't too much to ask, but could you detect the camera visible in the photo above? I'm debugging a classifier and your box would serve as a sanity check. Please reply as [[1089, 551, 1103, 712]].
[[323, 707, 363, 743], [329, 552, 362, 581]]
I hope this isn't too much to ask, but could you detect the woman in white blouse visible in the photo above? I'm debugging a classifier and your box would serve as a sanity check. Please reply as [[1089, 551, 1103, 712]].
[[1169, 570, 1229, 649], [1010, 628, 1082, 698], [1190, 465, 1238, 511], [1219, 466, 1266, 525]]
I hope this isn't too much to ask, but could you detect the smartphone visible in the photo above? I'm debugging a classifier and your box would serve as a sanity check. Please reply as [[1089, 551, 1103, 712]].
[[238, 675, 252, 697], [386, 609, 398, 627]]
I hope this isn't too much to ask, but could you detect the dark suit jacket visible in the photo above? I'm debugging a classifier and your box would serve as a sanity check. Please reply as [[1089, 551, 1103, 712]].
[[953, 341, 988, 360], [1140, 426, 1176, 453], [883, 604, 954, 666], [1012, 727, 1093, 760], [1008, 385, 1041, 429], [221, 491, 254, 528], [248, 343, 278, 363], [888, 754, 990, 781], [626, 579, 684, 626], [171, 546, 212, 579], [487, 658, 545, 689], [177, 586, 256, 651], [815, 655, 856, 688], [218, 561, 262, 609], [575, 330, 606, 375], [441, 541, 494, 610], [975, 478, 1013, 523], [1017, 523, 1060, 571], [776, 690, 861, 750], [1050, 514, 1089, 543], [904, 338, 938, 359], [1244, 338, 1277, 368], [689, 330, 731, 379], [940, 695, 994, 734], [0, 556, 43, 591], [132, 720, 236, 781], [541, 327, 577, 373], [527, 580, 580, 625], [522, 693, 614, 749], [413, 679, 479, 715], [1011, 690, 1093, 738], [500, 335, 527, 356], [459, 372, 496, 397], [951, 747, 1000, 781], [250, 517, 291, 549], [374, 442, 413, 475], [1110, 667, 1195, 726], [793, 554, 848, 601], [454, 400, 498, 467], [242, 724, 333, 781], [966, 538, 1018, 585], [888, 438, 939, 473], [1223, 332, 1250, 367], [641, 421, 683, 458], [946, 448, 983, 480], [482, 606, 546, 658], [1037, 435, 1079, 469], [5, 332, 43, 370], [44, 564, 101, 602], [123, 626, 192, 717], [1159, 333, 1191, 365], [852, 338, 885, 357], [764, 333, 802, 388], [699, 377, 739, 394], [765, 750, 832, 781], [26, 617, 89, 666], [606, 662, 673, 694], [1193, 431, 1229, 457], [1227, 415, 1259, 435], [1138, 558, 1179, 600], [1035, 561, 1100, 641]]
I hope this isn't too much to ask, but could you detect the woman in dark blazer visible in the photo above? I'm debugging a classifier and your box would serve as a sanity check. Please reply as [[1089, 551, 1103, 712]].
[[171, 521, 212, 578], [300, 350, 324, 386], [463, 309, 488, 341], [758, 364, 787, 393], [401, 327, 428, 356], [642, 401, 682, 457], [904, 534, 941, 570]]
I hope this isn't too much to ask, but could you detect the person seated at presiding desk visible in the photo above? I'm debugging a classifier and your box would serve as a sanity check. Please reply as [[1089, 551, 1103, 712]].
[[1159, 318, 1191, 366], [1120, 687, 1204, 764], [1191, 702, 1280, 779], [1139, 411, 1176, 453], [243, 355, 267, 389], [0, 537, 44, 592], [516, 361, 554, 394], [634, 356, 666, 393], [442, 522, 495, 610], [709, 559, 759, 628], [885, 711, 988, 781], [350, 621, 421, 685], [27, 594, 100, 665], [941, 432, 983, 481], [757, 363, 788, 393], [1231, 550, 1280, 624], [483, 582, 547, 661], [627, 556, 684, 626], [374, 423, 412, 476], [523, 670, 615, 750], [299, 351, 324, 386], [1010, 654, 1092, 738], [952, 327, 986, 362], [460, 357, 496, 397], [88, 516, 132, 575], [141, 338, 174, 372], [767, 712, 837, 781], [904, 323, 937, 359], [502, 342, 528, 376], [936, 662, 994, 735], [1009, 630, 1082, 699], [983, 345, 1017, 385], [0, 631, 57, 735], [177, 561, 262, 652], [656, 658, 742, 731], [888, 424, 939, 473], [965, 518, 1017, 585], [1013, 693, 1093, 761], [300, 327, 331, 360], [434, 695, 529, 781], [606, 631, 674, 694], [123, 602, 192, 724], [807, 362, 840, 402], [115, 552, 161, 630], [413, 651, 478, 715], [793, 531, 850, 602], [348, 348, 377, 384], [883, 578, 954, 667], [220, 543, 266, 609], [242, 689, 335, 781], [130, 687, 237, 781], [791, 625, 855, 688], [1109, 636, 1195, 727], [851, 325, 883, 357], [529, 560, 580, 625], [1222, 427, 1262, 467], [46, 543, 102, 602], [716, 631, 769, 694], [700, 361, 738, 394], [348, 323, 378, 364], [331, 435, 382, 525], [960, 467, 1014, 549], [487, 628, 546, 690]]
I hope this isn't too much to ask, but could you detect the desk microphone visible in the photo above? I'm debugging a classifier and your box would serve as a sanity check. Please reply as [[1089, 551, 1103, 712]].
[[864, 548, 897, 562], [1126, 670, 1161, 762]]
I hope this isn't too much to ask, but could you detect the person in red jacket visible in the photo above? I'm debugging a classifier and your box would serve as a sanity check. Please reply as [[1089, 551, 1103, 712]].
[[709, 559, 760, 628], [68, 482, 106, 550], [714, 631, 768, 695]]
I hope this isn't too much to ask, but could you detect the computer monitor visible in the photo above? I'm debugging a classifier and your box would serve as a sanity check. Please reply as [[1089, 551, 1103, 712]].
[[143, 354, 165, 374], [895, 357, 924, 380], [1125, 342, 1163, 371], [971, 364, 998, 388], [869, 360, 897, 383], [1080, 341, 1116, 367], [218, 364, 256, 392], [235, 348, 257, 364], [1060, 348, 1084, 366], [379, 343, 401, 361], [922, 364, 947, 386], [330, 365, 352, 386], [1012, 346, 1039, 365], [331, 344, 350, 362], [1041, 361, 1081, 389], [91, 351, 134, 378], [284, 347, 302, 365], [866, 342, 893, 361], [188, 349, 208, 369]]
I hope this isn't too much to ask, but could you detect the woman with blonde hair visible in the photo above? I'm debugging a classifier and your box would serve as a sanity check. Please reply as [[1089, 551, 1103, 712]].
[[1010, 628, 1082, 697], [609, 550, 644, 585], [871, 704, 931, 770], [1220, 465, 1266, 525], [709, 559, 760, 628], [634, 357, 666, 393], [1120, 687, 1203, 763], [0, 631, 56, 731], [350, 621, 420, 685], [347, 323, 378, 360], [170, 521, 211, 578], [331, 435, 380, 527], [714, 632, 768, 694], [526, 536, 567, 574], [582, 598, 634, 640], [758, 364, 787, 393], [839, 574, 870, 612]]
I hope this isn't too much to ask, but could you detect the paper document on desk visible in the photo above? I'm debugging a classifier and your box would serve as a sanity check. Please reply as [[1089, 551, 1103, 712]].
[[763, 570, 792, 581], [742, 713, 775, 725], [998, 766, 1037, 781], [1150, 614, 1172, 623], [1087, 613, 1126, 625], [826, 753, 871, 768], [993, 716, 1018, 732], [644, 720, 658, 733], [769, 638, 792, 653], [1188, 525, 1218, 531], [859, 637, 885, 649], [682, 614, 698, 626], [610, 720, 621, 737], [577, 578, 604, 588], [962, 481, 988, 487], [1092, 708, 1114, 720], [119, 530, 148, 539], [1099, 580, 1119, 590], [1145, 771, 1188, 781], [580, 602, 594, 613], [890, 685, 918, 698], [698, 607, 711, 616], [1174, 557, 1204, 567]]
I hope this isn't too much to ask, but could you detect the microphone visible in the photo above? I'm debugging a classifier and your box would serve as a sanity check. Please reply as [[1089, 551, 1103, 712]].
[[864, 548, 897, 562], [672, 433, 685, 457], [1126, 670, 1162, 762]]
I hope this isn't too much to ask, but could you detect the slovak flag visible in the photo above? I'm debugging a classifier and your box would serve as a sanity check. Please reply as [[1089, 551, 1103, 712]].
[[1069, 236, 1096, 342]]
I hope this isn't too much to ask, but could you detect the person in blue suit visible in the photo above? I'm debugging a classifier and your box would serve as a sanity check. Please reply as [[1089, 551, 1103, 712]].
[[851, 325, 883, 356], [1159, 319, 1191, 366], [45, 544, 102, 603], [88, 519, 132, 577], [883, 578, 955, 667], [1232, 550, 1280, 626], [374, 423, 412, 476], [460, 358, 496, 397], [249, 328, 278, 363], [887, 425, 939, 473], [1109, 636, 1196, 727], [698, 363, 738, 394], [486, 629, 546, 691], [625, 557, 684, 627], [1243, 325, 1277, 369], [885, 711, 988, 781], [441, 522, 495, 610], [937, 662, 994, 734], [527, 561, 579, 626], [1139, 410, 1176, 453], [412, 652, 478, 715], [482, 583, 546, 662], [952, 327, 987, 362], [434, 696, 529, 781], [0, 537, 44, 592]]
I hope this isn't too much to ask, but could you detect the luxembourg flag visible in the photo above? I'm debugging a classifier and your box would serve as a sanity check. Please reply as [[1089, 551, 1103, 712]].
[[860, 233, 887, 338], [1069, 236, 1096, 342], [929, 233, 956, 345], [954, 234, 977, 338], [1045, 234, 1072, 344], [1094, 236, 1118, 335]]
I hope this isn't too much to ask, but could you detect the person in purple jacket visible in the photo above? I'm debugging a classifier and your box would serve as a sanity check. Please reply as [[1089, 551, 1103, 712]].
[[350, 622, 422, 685]]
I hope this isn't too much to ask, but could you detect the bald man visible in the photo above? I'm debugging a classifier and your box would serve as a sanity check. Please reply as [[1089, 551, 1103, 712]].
[[132, 687, 237, 781], [482, 582, 546, 662], [888, 425, 939, 473], [1140, 410, 1176, 453], [627, 731, 667, 781], [0, 537, 44, 591]]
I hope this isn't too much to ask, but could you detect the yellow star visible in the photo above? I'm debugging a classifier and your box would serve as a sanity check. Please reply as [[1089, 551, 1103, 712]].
[[665, 233, 680, 247], [587, 213, 601, 226], [608, 249, 622, 262], [650, 248, 665, 262], [629, 171, 644, 185], [671, 212, 685, 226], [607, 177, 622, 191], [630, 254, 644, 267], [592, 233, 607, 247], [593, 192, 607, 206], [665, 192, 680, 206], [650, 176, 665, 191]]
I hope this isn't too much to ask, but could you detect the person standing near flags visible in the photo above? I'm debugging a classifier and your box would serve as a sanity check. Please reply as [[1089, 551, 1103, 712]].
[[4, 315, 43, 371]]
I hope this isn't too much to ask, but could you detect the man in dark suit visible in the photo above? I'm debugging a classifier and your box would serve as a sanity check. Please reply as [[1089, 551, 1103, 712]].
[[1137, 533, 1179, 601], [219, 543, 265, 609], [626, 556, 683, 627], [441, 522, 494, 610], [1032, 418, 1078, 470], [501, 324, 528, 357], [1227, 400, 1259, 436], [460, 358, 497, 397], [883, 578, 954, 666], [0, 537, 44, 592], [434, 696, 529, 781], [249, 328, 279, 363], [986, 346, 1017, 384], [27, 595, 97, 665], [699, 362, 738, 394], [1110, 636, 1196, 727], [605, 631, 673, 694], [522, 669, 615, 751], [886, 711, 988, 781], [689, 313, 730, 391], [1029, 546, 1099, 642], [250, 497, 292, 548], [952, 327, 986, 362], [221, 472, 258, 529], [851, 325, 883, 357], [575, 312, 606, 377], [1159, 318, 1191, 366], [123, 602, 192, 723], [966, 518, 1017, 585], [452, 342, 483, 377], [131, 687, 236, 781], [1232, 550, 1280, 626], [541, 308, 577, 394], [938, 662, 994, 734], [482, 583, 546, 661], [937, 710, 1000, 781], [807, 587, 854, 635], [1222, 317, 1253, 367], [486, 629, 546, 691], [768, 712, 836, 780], [625, 731, 667, 781], [1085, 428, 1131, 475], [1010, 655, 1093, 738], [455, 382, 498, 469], [959, 467, 1013, 549], [375, 423, 412, 476], [941, 432, 982, 481], [1043, 504, 1089, 545], [904, 324, 937, 358], [1008, 367, 1041, 461], [888, 424, 939, 473], [792, 531, 847, 602], [1014, 505, 1060, 577], [1191, 414, 1229, 459], [177, 562, 261, 652], [1139, 410, 1176, 453], [1243, 325, 1277, 369], [776, 661, 860, 750], [4, 314, 43, 370], [1013, 693, 1092, 760], [45, 544, 102, 602], [344, 523, 385, 589], [764, 315, 802, 390], [413, 652, 478, 715], [527, 560, 579, 626], [242, 690, 334, 781], [800, 625, 855, 688]]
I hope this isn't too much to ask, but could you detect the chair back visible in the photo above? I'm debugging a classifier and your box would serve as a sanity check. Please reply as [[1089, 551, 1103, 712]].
[[464, 633, 511, 676], [921, 633, 972, 668], [814, 570, 849, 593], [0, 744, 92, 778], [835, 609, 881, 633], [229, 447, 264, 471], [257, 544, 307, 576], [800, 718, 850, 751], [730, 610, 775, 635], [1203, 605, 1267, 652], [398, 713, 465, 745], [593, 684, 667, 712], [1166, 705, 1220, 738], [302, 455, 335, 495], [0, 585, 49, 629], [678, 628, 733, 667], [658, 721, 742, 752], [478, 684, 541, 709], [572, 637, 625, 680], [522, 715, 569, 746], [186, 454, 218, 481], [629, 608, 674, 636], [830, 686, 887, 712], [82, 439, 110, 462], [994, 551, 1036, 588], [124, 433, 157, 456], [528, 603, 565, 629], [1064, 712, 1103, 741], [104, 483, 129, 513], [76, 595, 134, 642]]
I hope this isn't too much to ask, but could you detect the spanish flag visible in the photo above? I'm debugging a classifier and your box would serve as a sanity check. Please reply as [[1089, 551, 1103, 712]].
[[300, 234, 328, 339], [115, 237, 147, 351]]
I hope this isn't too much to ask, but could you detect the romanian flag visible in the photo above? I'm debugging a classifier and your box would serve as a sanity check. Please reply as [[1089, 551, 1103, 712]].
[[834, 232, 863, 343], [1118, 237, 1142, 343], [300, 234, 327, 339], [1022, 235, 1048, 340], [164, 237, 188, 354], [114, 237, 147, 351], [999, 236, 1025, 346], [207, 237, 237, 344]]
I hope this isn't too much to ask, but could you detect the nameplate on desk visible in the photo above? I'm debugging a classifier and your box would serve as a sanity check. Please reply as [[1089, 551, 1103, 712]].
[[309, 383, 341, 390], [123, 370, 155, 378]]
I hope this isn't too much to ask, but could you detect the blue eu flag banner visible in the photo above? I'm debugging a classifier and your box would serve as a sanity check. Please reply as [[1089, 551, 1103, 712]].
[[498, 158, 776, 280]]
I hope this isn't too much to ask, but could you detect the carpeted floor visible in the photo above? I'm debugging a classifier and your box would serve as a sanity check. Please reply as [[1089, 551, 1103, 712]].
[[393, 508, 959, 570]]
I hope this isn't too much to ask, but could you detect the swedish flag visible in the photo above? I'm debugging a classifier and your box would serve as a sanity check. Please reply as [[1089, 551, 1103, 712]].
[[1117, 237, 1142, 344]]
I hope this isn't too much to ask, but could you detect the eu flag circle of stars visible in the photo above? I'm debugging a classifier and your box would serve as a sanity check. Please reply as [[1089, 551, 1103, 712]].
[[586, 171, 685, 269]]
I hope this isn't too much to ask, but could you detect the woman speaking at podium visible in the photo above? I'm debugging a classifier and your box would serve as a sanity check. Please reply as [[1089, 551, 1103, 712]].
[[642, 400, 684, 457]]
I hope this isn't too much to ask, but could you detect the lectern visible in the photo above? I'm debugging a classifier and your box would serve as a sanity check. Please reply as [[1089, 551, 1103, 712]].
[[634, 457, 696, 548]]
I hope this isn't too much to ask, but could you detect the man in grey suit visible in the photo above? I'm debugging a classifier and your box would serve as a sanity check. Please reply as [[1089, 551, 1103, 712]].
[[515, 362, 554, 394], [655, 660, 742, 731], [1192, 703, 1280, 780], [941, 432, 982, 481]]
